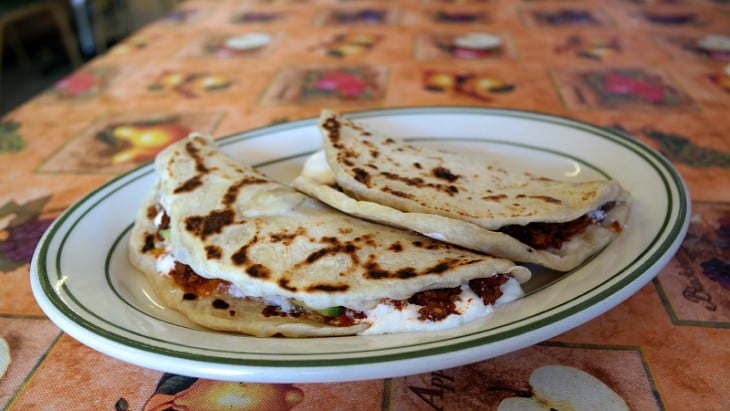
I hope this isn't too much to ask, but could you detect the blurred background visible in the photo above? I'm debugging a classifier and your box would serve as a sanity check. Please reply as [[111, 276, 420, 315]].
[[1, 0, 180, 115]]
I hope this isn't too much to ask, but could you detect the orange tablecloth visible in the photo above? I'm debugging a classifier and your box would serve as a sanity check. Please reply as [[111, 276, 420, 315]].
[[1, 0, 729, 409]]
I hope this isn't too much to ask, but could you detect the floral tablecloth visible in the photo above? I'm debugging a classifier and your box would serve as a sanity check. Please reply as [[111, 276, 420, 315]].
[[1, 0, 728, 409]]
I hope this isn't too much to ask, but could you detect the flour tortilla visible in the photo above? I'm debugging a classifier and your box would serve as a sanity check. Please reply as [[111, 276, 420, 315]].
[[292, 110, 630, 271], [129, 133, 530, 337], [129, 195, 368, 337]]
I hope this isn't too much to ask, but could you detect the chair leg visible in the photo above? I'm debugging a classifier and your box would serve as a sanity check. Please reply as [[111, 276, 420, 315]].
[[47, 1, 84, 67], [91, 1, 108, 54], [0, 26, 4, 97]]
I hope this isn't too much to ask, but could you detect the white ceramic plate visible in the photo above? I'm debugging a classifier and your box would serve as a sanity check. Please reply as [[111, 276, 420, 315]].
[[30, 107, 689, 383]]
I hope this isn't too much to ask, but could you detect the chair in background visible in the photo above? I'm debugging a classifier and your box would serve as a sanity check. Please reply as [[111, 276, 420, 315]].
[[0, 0, 83, 95], [70, 0, 137, 56]]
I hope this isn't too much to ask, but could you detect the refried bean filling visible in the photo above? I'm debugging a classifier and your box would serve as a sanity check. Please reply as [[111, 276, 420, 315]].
[[499, 202, 616, 250]]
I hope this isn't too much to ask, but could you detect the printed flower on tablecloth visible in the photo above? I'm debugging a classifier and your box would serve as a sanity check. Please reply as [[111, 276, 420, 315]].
[[304, 68, 377, 99], [617, 0, 685, 4], [310, 68, 381, 99], [49, 66, 120, 99], [638, 10, 703, 26], [433, 10, 489, 24], [528, 9, 610, 27], [0, 120, 25, 153], [259, 0, 310, 4], [122, 374, 304, 411], [230, 11, 286, 24], [554, 35, 622, 61], [554, 68, 696, 109], [430, 0, 492, 3], [148, 70, 231, 98], [312, 33, 384, 58], [422, 70, 515, 101], [316, 7, 398, 26], [497, 365, 629, 410], [0, 196, 54, 272], [262, 64, 387, 105], [588, 70, 669, 103]]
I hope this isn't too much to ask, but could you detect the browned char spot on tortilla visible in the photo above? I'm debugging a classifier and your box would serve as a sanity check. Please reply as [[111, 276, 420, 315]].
[[363, 255, 477, 280], [278, 278, 298, 292], [269, 227, 306, 246], [303, 237, 360, 266], [352, 167, 371, 186], [231, 245, 249, 266], [205, 245, 223, 259], [527, 195, 563, 205], [321, 116, 341, 144], [381, 186, 415, 199], [185, 139, 210, 173], [411, 239, 449, 250], [389, 241, 403, 252], [246, 264, 271, 279], [223, 177, 270, 206], [173, 175, 204, 194], [184, 209, 235, 240], [363, 260, 390, 279], [432, 166, 460, 182], [483, 194, 508, 202], [146, 205, 158, 219], [231, 234, 260, 268], [380, 171, 459, 196], [305, 283, 350, 293]]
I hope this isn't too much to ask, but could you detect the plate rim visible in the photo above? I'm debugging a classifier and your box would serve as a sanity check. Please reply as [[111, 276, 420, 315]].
[[30, 106, 690, 380]]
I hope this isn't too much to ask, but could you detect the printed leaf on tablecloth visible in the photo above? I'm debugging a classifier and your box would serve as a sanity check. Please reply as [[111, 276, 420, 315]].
[[0, 120, 26, 153]]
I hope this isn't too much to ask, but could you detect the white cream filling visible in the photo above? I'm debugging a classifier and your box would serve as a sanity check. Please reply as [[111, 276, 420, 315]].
[[155, 240, 524, 333], [301, 150, 337, 185], [153, 208, 165, 227], [156, 252, 175, 276], [359, 277, 523, 335], [587, 208, 606, 222]]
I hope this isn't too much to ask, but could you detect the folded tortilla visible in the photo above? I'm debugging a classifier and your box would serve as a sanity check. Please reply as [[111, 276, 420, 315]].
[[129, 133, 530, 337], [292, 110, 630, 271]]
